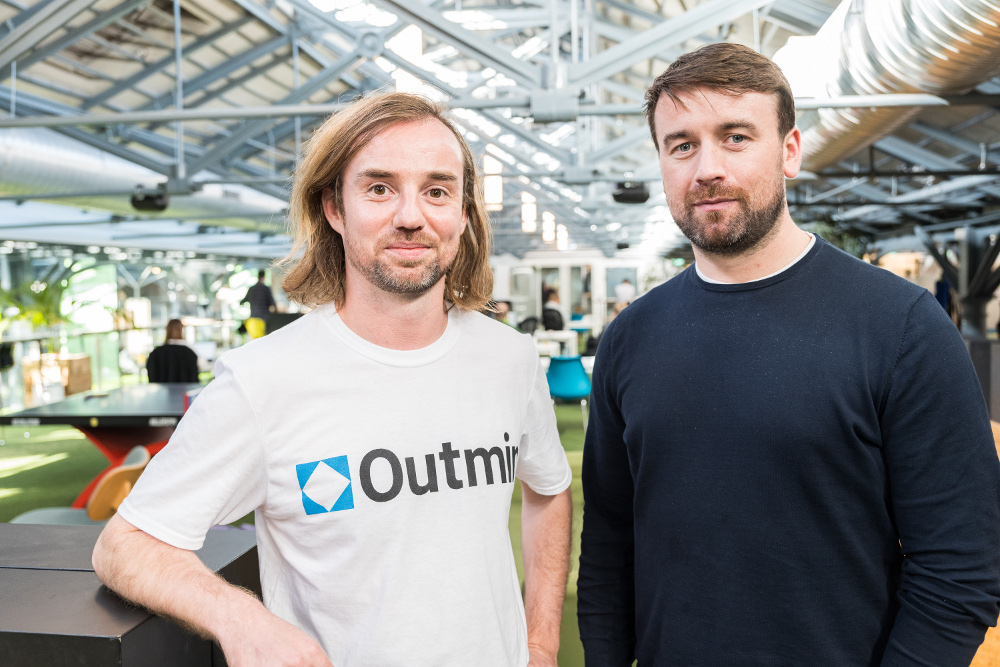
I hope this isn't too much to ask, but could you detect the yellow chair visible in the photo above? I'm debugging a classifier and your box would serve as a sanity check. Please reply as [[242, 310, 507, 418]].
[[970, 422, 1000, 667], [10, 445, 150, 525], [245, 316, 267, 339]]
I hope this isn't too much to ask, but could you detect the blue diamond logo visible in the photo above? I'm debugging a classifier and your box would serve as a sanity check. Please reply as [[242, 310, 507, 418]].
[[296, 456, 353, 514]]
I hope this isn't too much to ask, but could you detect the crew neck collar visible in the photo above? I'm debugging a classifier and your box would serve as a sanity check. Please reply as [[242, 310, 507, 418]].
[[691, 235, 824, 292], [319, 303, 463, 367]]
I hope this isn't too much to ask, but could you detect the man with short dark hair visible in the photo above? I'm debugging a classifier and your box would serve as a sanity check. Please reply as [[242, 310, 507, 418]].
[[240, 269, 276, 339], [579, 43, 1000, 666], [93, 92, 573, 667], [241, 269, 276, 320]]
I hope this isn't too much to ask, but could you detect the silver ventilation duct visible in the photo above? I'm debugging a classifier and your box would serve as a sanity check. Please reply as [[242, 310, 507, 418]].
[[796, 0, 1000, 172], [0, 128, 287, 229]]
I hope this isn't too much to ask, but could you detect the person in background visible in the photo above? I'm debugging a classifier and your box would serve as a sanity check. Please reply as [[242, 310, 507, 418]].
[[612, 277, 636, 305], [146, 319, 199, 383], [240, 269, 276, 339], [542, 287, 564, 331], [93, 91, 572, 667], [579, 43, 1000, 666], [491, 299, 517, 328]]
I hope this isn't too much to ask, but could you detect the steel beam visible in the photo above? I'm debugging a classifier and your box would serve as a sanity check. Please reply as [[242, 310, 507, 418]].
[[226, 0, 369, 92], [228, 114, 328, 164], [568, 0, 771, 87], [443, 6, 554, 30], [0, 0, 57, 41], [586, 125, 651, 164], [16, 0, 149, 70], [187, 51, 364, 174], [375, 49, 574, 162], [366, 0, 542, 88], [599, 0, 668, 26], [0, 0, 101, 73], [911, 120, 1000, 166], [82, 15, 255, 110], [875, 136, 1000, 200], [770, 0, 833, 30], [0, 102, 352, 127], [185, 52, 289, 109], [835, 175, 1000, 222], [139, 35, 289, 112], [0, 87, 174, 174], [876, 136, 966, 171]]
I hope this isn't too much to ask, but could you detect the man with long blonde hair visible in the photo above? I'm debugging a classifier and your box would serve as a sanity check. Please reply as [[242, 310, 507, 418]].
[[93, 92, 572, 667]]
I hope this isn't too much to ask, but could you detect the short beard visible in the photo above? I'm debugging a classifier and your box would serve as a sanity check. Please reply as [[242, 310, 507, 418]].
[[673, 179, 786, 257], [346, 230, 452, 296], [365, 258, 446, 295]]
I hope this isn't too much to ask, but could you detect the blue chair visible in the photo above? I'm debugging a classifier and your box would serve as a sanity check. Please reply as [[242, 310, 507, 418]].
[[546, 355, 592, 430]]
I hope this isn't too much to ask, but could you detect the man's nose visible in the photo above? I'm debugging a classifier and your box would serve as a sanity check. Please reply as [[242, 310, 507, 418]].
[[694, 145, 726, 185], [393, 191, 425, 230]]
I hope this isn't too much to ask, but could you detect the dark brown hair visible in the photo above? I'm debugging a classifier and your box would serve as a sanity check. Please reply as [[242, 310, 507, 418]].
[[644, 43, 796, 150], [279, 92, 493, 311], [165, 319, 183, 343]]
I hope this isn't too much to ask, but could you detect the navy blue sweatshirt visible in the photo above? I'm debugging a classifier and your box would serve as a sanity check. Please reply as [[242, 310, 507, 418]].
[[578, 239, 1000, 666]]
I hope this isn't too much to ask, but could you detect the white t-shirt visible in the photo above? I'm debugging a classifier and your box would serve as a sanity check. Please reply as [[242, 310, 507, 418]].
[[118, 305, 572, 666]]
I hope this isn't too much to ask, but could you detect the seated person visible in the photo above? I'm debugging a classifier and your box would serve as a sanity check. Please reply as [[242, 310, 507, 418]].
[[542, 288, 564, 331], [147, 319, 199, 383]]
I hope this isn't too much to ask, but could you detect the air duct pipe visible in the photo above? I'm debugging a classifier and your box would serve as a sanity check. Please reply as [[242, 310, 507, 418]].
[[0, 128, 286, 229], [784, 0, 1000, 172]]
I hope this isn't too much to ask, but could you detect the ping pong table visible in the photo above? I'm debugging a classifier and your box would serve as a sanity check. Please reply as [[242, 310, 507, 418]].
[[0, 383, 201, 508]]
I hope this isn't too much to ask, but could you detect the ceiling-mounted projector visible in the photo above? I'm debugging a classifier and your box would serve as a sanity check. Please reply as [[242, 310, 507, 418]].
[[131, 187, 169, 212], [612, 181, 649, 204]]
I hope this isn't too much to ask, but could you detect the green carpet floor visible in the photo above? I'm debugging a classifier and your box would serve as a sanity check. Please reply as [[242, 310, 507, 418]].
[[0, 403, 590, 663]]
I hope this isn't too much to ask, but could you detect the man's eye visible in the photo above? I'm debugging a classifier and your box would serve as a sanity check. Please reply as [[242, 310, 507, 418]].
[[731, 134, 746, 143], [676, 142, 692, 153], [371, 184, 387, 195], [428, 188, 444, 198]]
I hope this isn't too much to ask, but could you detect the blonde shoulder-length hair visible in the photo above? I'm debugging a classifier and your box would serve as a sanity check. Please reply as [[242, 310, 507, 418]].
[[279, 92, 493, 311]]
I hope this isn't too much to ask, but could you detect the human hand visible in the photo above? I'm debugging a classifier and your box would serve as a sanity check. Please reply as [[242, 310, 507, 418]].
[[217, 609, 334, 667], [527, 644, 559, 667]]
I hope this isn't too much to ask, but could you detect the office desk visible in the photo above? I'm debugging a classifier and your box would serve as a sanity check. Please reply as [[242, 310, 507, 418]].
[[0, 524, 259, 666], [0, 383, 201, 507], [533, 330, 579, 356]]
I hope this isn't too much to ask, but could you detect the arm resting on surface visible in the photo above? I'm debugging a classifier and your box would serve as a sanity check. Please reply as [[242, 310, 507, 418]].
[[93, 514, 334, 667], [522, 483, 573, 667]]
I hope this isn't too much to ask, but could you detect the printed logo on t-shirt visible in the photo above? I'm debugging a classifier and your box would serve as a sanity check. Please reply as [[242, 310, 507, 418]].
[[296, 456, 355, 514], [295, 433, 518, 516]]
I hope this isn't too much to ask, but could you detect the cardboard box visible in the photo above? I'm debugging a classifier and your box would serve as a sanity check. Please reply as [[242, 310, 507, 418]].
[[22, 354, 92, 404], [60, 354, 92, 396]]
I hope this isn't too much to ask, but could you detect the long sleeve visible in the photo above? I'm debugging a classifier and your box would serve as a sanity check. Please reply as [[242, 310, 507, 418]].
[[880, 293, 1000, 666], [578, 323, 637, 665]]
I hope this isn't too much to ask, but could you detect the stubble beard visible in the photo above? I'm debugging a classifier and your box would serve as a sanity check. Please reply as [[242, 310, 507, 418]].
[[672, 175, 787, 258], [347, 231, 453, 296]]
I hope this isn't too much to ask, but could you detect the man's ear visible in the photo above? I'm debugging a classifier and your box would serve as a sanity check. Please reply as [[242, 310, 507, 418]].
[[322, 187, 344, 234], [783, 127, 802, 179]]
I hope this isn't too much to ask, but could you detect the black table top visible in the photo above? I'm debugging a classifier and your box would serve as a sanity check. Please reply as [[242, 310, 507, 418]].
[[0, 523, 257, 572], [0, 524, 258, 637], [0, 382, 202, 428]]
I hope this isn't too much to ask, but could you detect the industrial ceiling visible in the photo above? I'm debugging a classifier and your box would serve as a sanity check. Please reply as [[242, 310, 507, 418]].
[[0, 0, 998, 263]]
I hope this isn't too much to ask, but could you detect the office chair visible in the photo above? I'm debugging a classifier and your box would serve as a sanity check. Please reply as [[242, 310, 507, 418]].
[[518, 317, 539, 335], [545, 355, 592, 431], [11, 445, 151, 525]]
